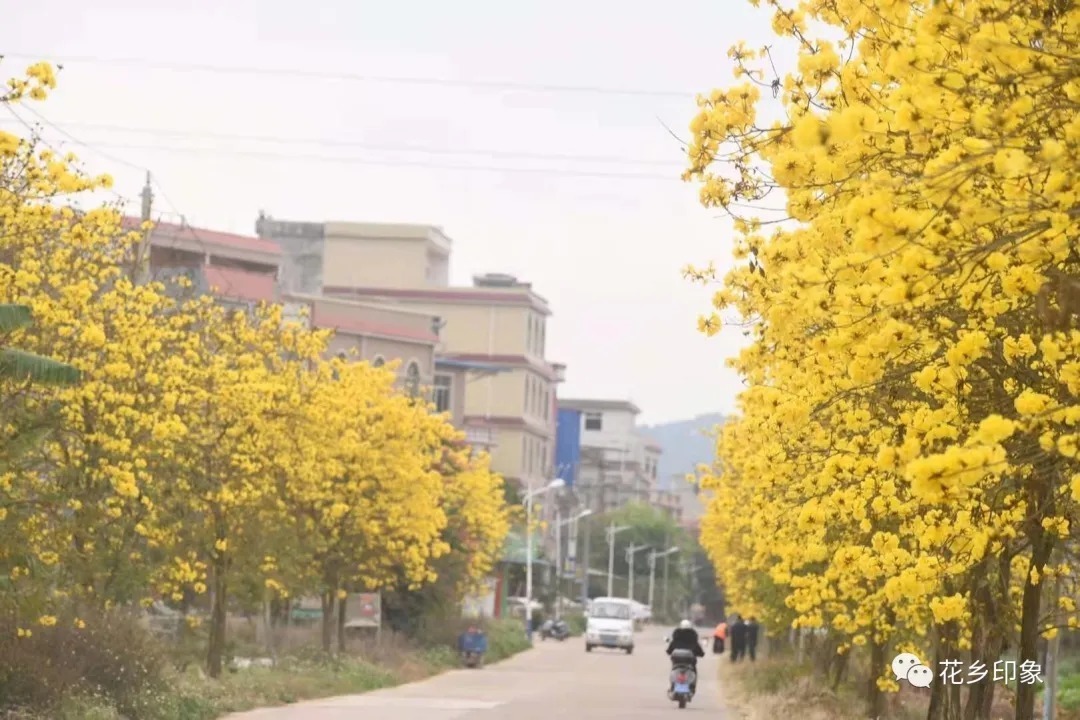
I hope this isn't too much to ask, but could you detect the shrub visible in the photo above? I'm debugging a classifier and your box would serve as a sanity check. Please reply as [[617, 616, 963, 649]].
[[484, 618, 530, 662], [0, 608, 168, 718], [565, 613, 586, 636]]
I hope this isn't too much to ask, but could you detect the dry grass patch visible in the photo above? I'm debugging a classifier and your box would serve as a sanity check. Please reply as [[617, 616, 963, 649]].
[[716, 655, 926, 720]]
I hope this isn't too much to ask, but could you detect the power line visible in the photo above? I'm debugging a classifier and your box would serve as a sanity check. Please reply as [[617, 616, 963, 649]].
[[2, 52, 698, 99], [16, 102, 148, 173], [12, 106, 239, 293], [80, 141, 683, 181], [0, 117, 684, 168]]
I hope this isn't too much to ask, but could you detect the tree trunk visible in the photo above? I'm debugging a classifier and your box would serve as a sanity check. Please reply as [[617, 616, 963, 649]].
[[867, 641, 885, 718], [262, 590, 277, 664], [337, 593, 347, 654], [321, 590, 335, 654], [1015, 541, 1052, 720], [964, 563, 1007, 720], [206, 555, 227, 679], [831, 650, 849, 692], [928, 627, 963, 720]]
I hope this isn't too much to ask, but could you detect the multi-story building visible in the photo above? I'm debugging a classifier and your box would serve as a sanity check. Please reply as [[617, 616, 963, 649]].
[[139, 217, 442, 395], [283, 219, 563, 492], [557, 399, 663, 514], [667, 474, 710, 531]]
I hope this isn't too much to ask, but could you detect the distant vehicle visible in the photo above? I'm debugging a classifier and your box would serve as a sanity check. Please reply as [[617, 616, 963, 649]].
[[630, 601, 652, 626], [540, 618, 570, 641], [584, 597, 635, 654]]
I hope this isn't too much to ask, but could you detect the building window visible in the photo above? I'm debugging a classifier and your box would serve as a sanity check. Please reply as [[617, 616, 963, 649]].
[[524, 375, 532, 415], [405, 360, 421, 398], [539, 321, 545, 356], [432, 373, 452, 414], [527, 315, 534, 355], [523, 436, 530, 473], [584, 412, 602, 431], [372, 355, 386, 368]]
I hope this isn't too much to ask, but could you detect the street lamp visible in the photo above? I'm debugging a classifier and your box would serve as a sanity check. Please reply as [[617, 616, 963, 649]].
[[626, 543, 651, 603], [648, 547, 679, 618], [554, 509, 592, 619], [524, 478, 564, 639], [606, 522, 631, 597]]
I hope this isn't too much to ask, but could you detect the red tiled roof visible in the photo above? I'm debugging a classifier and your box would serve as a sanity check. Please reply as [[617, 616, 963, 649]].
[[203, 265, 277, 303], [123, 216, 281, 256], [311, 307, 438, 344]]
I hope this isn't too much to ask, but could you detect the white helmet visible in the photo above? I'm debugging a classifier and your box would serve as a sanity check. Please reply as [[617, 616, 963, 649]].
[[679, 619, 692, 629]]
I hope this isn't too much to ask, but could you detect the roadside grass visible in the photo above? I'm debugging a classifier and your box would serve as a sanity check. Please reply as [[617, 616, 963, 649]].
[[1, 617, 531, 720], [1049, 653, 1080, 719], [715, 648, 929, 720]]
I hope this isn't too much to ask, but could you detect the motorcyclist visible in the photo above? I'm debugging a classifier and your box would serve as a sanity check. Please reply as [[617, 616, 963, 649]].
[[457, 624, 487, 666], [666, 619, 705, 693]]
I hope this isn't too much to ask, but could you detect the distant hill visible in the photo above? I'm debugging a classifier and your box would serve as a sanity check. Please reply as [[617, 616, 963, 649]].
[[639, 413, 726, 489]]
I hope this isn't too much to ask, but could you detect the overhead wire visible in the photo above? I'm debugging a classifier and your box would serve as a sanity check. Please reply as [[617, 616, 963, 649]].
[[1, 52, 698, 99], [0, 117, 685, 168], [9, 104, 236, 294], [77, 141, 683, 181]]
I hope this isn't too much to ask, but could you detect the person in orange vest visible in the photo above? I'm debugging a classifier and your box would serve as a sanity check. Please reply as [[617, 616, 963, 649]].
[[712, 619, 727, 654]]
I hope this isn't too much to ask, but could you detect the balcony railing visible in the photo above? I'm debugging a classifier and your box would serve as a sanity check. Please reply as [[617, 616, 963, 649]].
[[465, 427, 498, 448]]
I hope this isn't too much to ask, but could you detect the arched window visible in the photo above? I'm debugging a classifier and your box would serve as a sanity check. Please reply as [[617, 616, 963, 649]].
[[405, 360, 421, 397], [371, 355, 386, 368]]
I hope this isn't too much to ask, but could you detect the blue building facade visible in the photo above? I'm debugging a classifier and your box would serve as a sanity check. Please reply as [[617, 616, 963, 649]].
[[554, 408, 582, 488]]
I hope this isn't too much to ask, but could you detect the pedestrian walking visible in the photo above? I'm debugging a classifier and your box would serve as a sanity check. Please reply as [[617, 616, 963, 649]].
[[712, 619, 727, 654], [729, 615, 747, 662], [746, 617, 759, 661]]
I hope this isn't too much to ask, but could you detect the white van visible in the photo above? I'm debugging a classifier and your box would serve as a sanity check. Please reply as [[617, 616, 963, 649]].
[[584, 597, 635, 654]]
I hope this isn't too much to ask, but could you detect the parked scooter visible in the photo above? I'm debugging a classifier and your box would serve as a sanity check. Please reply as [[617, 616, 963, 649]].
[[458, 626, 488, 668], [667, 648, 698, 709], [540, 618, 570, 641]]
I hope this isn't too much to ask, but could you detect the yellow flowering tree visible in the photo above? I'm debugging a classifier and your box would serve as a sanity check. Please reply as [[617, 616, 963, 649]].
[[156, 298, 321, 677], [0, 63, 190, 627], [686, 1, 1077, 718], [273, 359, 451, 652], [381, 439, 512, 636]]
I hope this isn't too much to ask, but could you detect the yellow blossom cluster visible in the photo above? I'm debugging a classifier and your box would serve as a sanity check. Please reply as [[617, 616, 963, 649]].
[[685, 0, 1077, 716], [0, 63, 512, 678]]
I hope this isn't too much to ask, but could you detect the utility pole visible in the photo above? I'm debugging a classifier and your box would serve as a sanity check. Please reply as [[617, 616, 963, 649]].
[[648, 552, 656, 611], [626, 544, 650, 602], [606, 522, 630, 597], [662, 548, 671, 621], [135, 172, 153, 283], [581, 516, 591, 606], [649, 547, 679, 619], [554, 505, 562, 620]]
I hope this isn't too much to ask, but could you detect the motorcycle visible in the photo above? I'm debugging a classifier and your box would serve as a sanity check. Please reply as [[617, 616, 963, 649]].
[[540, 618, 570, 641], [458, 629, 488, 668], [667, 648, 698, 709]]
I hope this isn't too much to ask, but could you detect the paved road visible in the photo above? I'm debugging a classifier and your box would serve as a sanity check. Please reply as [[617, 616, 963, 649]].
[[225, 626, 729, 720]]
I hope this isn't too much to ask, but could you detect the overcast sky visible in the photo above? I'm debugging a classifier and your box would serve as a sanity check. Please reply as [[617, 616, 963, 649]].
[[1, 0, 786, 425]]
